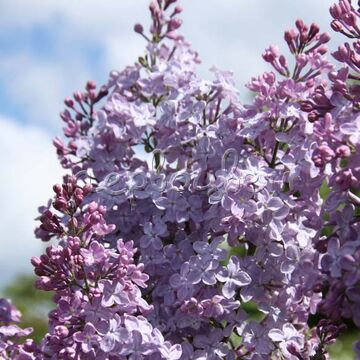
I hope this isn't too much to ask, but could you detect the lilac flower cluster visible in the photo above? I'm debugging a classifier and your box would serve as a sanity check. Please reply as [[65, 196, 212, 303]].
[[0, 298, 37, 359], [31, 175, 181, 359], [2, 0, 360, 358]]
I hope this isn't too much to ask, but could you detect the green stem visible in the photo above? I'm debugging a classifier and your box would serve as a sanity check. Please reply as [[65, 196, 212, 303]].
[[269, 140, 280, 169]]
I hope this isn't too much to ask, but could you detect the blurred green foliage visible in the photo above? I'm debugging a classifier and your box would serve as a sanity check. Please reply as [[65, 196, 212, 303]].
[[329, 331, 359, 359]]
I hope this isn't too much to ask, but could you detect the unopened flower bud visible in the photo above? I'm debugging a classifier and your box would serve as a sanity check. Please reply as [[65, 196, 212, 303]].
[[83, 183, 93, 195], [331, 20, 343, 32], [88, 202, 98, 213], [53, 198, 68, 212], [168, 18, 182, 31], [23, 339, 36, 353], [98, 205, 106, 215], [296, 54, 308, 67], [60, 111, 70, 122], [37, 276, 52, 290], [53, 184, 62, 195], [284, 30, 295, 43], [300, 100, 314, 112], [330, 4, 342, 19], [308, 111, 318, 122], [306, 79, 314, 88], [263, 72, 276, 85], [86, 80, 96, 91], [73, 91, 83, 102], [68, 236, 81, 250], [279, 55, 287, 67], [54, 325, 69, 338], [345, 12, 357, 27], [89, 213, 101, 224], [173, 5, 182, 14], [88, 90, 97, 102], [319, 32, 331, 44], [316, 45, 327, 55], [295, 19, 305, 32], [75, 113, 84, 121], [308, 23, 320, 40], [64, 98, 74, 108], [31, 256, 42, 267], [336, 145, 351, 158], [335, 169, 353, 189], [68, 217, 78, 229], [134, 23, 144, 34], [68, 140, 77, 150]]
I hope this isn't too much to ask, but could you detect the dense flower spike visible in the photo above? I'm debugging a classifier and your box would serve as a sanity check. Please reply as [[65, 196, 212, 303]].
[[4, 0, 360, 358]]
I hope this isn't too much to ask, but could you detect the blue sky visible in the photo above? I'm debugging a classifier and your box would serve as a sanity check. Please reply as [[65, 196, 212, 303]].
[[0, 0, 339, 287]]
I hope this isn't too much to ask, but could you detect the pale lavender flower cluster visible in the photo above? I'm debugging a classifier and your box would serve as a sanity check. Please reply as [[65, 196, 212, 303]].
[[0, 298, 37, 359], [2, 0, 360, 358]]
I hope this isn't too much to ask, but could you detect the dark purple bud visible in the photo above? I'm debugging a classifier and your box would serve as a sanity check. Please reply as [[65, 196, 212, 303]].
[[336, 145, 351, 158], [64, 181, 75, 194], [331, 20, 343, 32], [284, 29, 296, 42], [317, 45, 327, 55], [296, 19, 305, 32], [168, 18, 182, 31], [319, 32, 331, 44], [74, 187, 83, 199], [306, 79, 314, 88], [75, 113, 84, 121], [68, 140, 77, 150], [263, 72, 276, 85], [173, 5, 182, 14], [37, 276, 52, 290], [31, 256, 42, 267], [23, 339, 37, 353], [287, 343, 302, 358], [330, 4, 342, 19], [83, 183, 93, 195], [53, 184, 62, 195], [53, 198, 68, 212], [308, 23, 320, 40], [344, 12, 357, 27], [262, 47, 278, 62], [300, 101, 314, 112], [73, 91, 83, 102], [88, 90, 97, 101], [134, 23, 144, 34], [308, 111, 318, 122], [86, 80, 96, 91], [60, 111, 70, 122], [64, 98, 74, 108], [279, 55, 287, 67]]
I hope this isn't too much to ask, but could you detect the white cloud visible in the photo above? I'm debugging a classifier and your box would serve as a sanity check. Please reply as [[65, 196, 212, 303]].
[[0, 0, 343, 129], [0, 53, 94, 132], [0, 1, 149, 34], [0, 115, 64, 287]]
